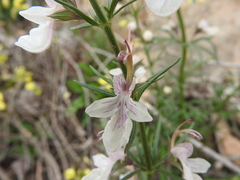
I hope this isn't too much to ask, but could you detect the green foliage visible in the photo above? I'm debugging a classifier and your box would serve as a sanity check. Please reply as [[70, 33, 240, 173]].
[[50, 9, 81, 21]]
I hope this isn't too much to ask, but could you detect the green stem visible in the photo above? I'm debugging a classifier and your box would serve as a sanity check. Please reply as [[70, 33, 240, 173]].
[[89, 0, 127, 77], [103, 26, 127, 76], [177, 9, 187, 118], [139, 123, 152, 179], [133, 10, 154, 76], [89, 0, 107, 24]]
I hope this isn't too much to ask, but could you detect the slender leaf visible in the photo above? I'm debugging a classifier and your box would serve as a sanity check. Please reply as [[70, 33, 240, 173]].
[[70, 23, 93, 30], [74, 80, 115, 97], [108, 0, 118, 19], [119, 169, 141, 180], [50, 9, 81, 21], [153, 116, 162, 151], [90, 66, 113, 86], [113, 0, 137, 17], [54, 0, 99, 26], [127, 151, 142, 166], [156, 169, 184, 180], [135, 58, 180, 100], [124, 120, 137, 154]]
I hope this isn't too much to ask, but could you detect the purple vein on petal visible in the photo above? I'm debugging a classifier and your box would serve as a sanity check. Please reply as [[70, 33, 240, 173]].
[[125, 102, 137, 116], [102, 98, 117, 104]]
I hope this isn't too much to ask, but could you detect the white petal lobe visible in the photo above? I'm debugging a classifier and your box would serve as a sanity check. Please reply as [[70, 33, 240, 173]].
[[85, 97, 119, 118], [102, 116, 132, 152], [19, 6, 54, 24], [15, 21, 53, 53], [145, 0, 185, 16], [126, 100, 152, 122]]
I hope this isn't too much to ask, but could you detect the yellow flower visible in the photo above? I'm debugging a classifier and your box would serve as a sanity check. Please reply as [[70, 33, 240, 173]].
[[13, 0, 29, 11], [98, 76, 112, 91], [118, 19, 129, 28], [14, 66, 33, 82], [24, 81, 42, 95], [33, 87, 42, 96], [77, 168, 91, 178], [98, 78, 109, 86], [64, 167, 76, 180], [11, 0, 29, 19], [0, 92, 7, 111], [2, 0, 10, 9], [63, 91, 71, 99], [0, 101, 7, 111], [0, 54, 8, 65], [0, 92, 4, 101], [82, 156, 91, 165], [82, 169, 91, 176], [24, 81, 36, 91]]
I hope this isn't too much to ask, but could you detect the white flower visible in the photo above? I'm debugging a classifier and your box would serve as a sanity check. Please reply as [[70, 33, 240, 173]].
[[143, 30, 153, 42], [171, 143, 211, 180], [198, 19, 219, 36], [145, 0, 184, 16], [163, 86, 172, 94], [127, 21, 137, 31], [82, 148, 125, 180], [85, 76, 152, 152], [109, 55, 146, 82], [15, 0, 63, 53], [161, 20, 176, 31]]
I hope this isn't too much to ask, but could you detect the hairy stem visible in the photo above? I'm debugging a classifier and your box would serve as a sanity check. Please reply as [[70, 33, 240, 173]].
[[139, 123, 153, 179], [177, 8, 187, 119], [89, 0, 127, 77]]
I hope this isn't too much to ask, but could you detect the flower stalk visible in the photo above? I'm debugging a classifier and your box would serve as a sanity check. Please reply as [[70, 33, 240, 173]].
[[177, 8, 187, 118], [139, 123, 152, 178], [89, 0, 127, 77]]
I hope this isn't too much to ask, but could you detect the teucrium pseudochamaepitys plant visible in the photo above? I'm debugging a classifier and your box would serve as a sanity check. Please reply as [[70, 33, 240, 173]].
[[15, 0, 211, 179]]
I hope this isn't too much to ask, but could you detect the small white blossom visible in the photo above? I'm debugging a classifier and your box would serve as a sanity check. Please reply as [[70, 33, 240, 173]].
[[198, 19, 219, 36], [163, 86, 172, 94], [82, 148, 125, 180], [15, 0, 63, 53], [145, 0, 184, 16], [143, 30, 153, 42], [85, 76, 152, 152], [127, 21, 137, 31], [161, 20, 176, 31], [171, 143, 211, 180]]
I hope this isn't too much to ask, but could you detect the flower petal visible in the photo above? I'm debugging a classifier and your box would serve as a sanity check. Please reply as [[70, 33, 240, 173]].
[[181, 160, 194, 180], [85, 96, 119, 118], [192, 174, 203, 180], [171, 146, 189, 161], [186, 158, 211, 173], [102, 116, 132, 152], [45, 0, 63, 9], [175, 143, 194, 158], [108, 148, 125, 162], [113, 76, 126, 95], [15, 21, 54, 53], [145, 0, 184, 16], [125, 99, 152, 122], [93, 154, 110, 168], [19, 6, 54, 24], [81, 168, 104, 180], [109, 68, 123, 76], [134, 66, 146, 81]]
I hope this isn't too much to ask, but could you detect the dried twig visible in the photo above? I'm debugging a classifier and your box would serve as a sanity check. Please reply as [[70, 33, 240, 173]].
[[11, 116, 62, 180]]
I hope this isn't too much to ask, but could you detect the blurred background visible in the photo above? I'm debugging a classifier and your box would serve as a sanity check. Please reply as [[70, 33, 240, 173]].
[[0, 0, 240, 179]]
